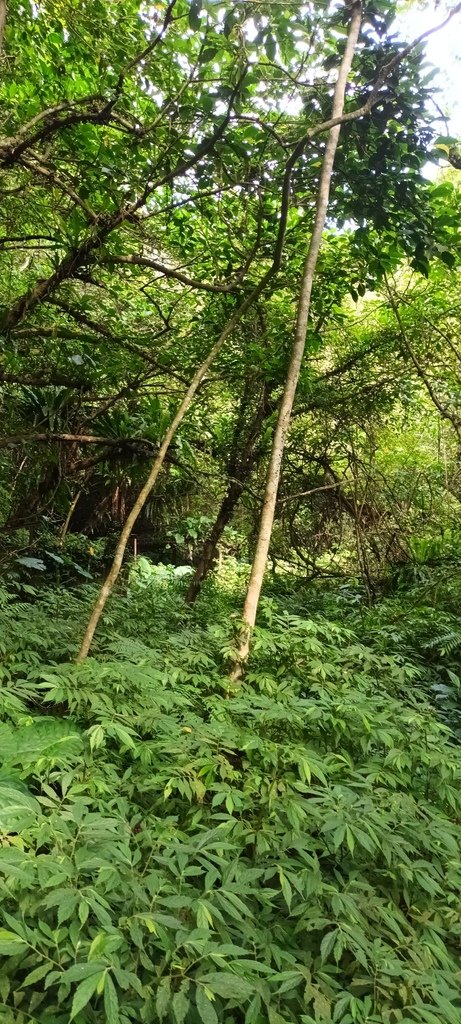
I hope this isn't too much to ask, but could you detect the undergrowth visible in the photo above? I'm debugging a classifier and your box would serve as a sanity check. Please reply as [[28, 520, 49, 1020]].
[[0, 572, 460, 1024]]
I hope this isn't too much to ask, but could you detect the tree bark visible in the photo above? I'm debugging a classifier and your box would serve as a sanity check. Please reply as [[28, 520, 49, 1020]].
[[185, 381, 275, 603], [75, 114, 310, 661], [75, 282, 274, 661], [185, 481, 245, 604], [233, 1, 363, 674], [0, 1, 6, 54]]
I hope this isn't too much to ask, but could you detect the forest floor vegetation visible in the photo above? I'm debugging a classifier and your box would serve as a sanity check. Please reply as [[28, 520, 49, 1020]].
[[0, 562, 460, 1024]]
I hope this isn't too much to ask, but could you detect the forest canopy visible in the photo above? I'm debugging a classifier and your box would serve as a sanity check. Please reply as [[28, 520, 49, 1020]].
[[1, 2, 461, 1023]]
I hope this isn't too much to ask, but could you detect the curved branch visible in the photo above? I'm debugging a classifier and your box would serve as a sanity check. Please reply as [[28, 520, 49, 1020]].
[[0, 75, 247, 332], [277, 482, 341, 505], [18, 154, 98, 221], [106, 253, 238, 293], [0, 2, 179, 166]]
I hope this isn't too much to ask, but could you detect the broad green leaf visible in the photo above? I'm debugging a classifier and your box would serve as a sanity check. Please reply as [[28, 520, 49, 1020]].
[[200, 973, 254, 1000], [0, 929, 28, 955], [196, 986, 218, 1024], [156, 978, 171, 1021], [104, 974, 119, 1024], [172, 987, 189, 1024], [188, 1, 202, 31], [0, 782, 40, 833], [21, 962, 53, 987], [70, 972, 103, 1020], [320, 930, 338, 964]]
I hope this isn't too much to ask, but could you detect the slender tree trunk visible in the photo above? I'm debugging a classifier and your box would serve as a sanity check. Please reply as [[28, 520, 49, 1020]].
[[0, 1, 6, 54], [186, 380, 275, 603], [185, 481, 245, 603], [76, 3, 365, 663], [233, 1, 363, 673], [75, 122, 306, 661], [75, 281, 272, 661]]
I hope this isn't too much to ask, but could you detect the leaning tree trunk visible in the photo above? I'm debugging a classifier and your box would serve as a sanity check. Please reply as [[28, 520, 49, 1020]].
[[0, 1, 6, 54], [233, 1, 363, 673], [75, 278, 276, 661], [75, 130, 305, 661], [186, 380, 275, 604], [185, 480, 246, 604]]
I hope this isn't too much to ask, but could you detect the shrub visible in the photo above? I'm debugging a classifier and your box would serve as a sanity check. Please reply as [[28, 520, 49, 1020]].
[[0, 591, 460, 1023]]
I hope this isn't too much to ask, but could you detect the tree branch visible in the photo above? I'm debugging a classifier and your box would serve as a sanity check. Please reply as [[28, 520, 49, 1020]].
[[0, 2, 179, 166], [277, 482, 341, 504], [105, 253, 238, 293], [384, 274, 461, 439], [0, 432, 158, 450], [18, 153, 98, 221], [0, 75, 247, 332], [0, 371, 92, 389]]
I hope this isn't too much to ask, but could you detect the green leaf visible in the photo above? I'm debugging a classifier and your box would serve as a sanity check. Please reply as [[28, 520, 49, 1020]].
[[0, 929, 28, 955], [104, 974, 119, 1024], [268, 1009, 287, 1024], [279, 869, 292, 910], [265, 34, 277, 61], [345, 825, 355, 853], [16, 556, 46, 570], [196, 986, 218, 1024], [172, 987, 190, 1024], [63, 963, 106, 984], [70, 972, 103, 1020], [200, 973, 254, 1000], [199, 46, 217, 64], [21, 962, 53, 987], [156, 978, 171, 1021], [223, 12, 237, 36], [320, 930, 338, 964], [0, 781, 40, 833], [438, 250, 456, 269], [58, 891, 79, 924], [188, 0, 202, 31]]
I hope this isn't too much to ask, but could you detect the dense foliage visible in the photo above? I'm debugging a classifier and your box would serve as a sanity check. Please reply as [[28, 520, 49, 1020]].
[[1, 575, 461, 1024], [1, 0, 460, 584], [2, 0, 461, 1021]]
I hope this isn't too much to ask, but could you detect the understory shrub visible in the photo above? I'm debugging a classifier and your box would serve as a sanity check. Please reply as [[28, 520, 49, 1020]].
[[0, 586, 460, 1023]]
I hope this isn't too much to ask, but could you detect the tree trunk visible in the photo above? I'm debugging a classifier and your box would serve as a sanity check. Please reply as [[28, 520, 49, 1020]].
[[0, 1, 6, 54], [186, 380, 275, 603], [185, 480, 245, 603], [75, 130, 308, 662], [233, 1, 363, 673], [75, 281, 273, 661]]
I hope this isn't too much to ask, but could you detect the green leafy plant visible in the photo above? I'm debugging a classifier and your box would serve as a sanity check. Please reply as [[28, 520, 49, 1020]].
[[0, 587, 460, 1023]]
